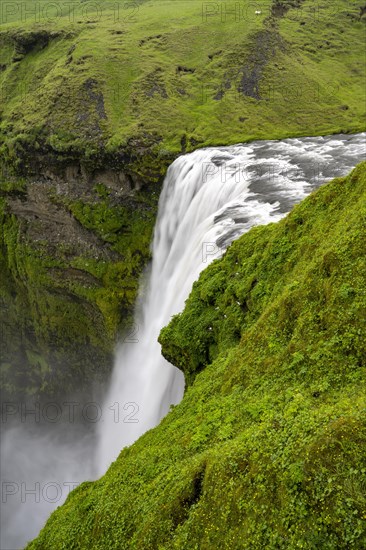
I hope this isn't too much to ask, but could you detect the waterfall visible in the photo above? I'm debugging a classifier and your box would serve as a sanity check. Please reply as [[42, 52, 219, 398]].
[[96, 132, 366, 473], [1, 132, 365, 549]]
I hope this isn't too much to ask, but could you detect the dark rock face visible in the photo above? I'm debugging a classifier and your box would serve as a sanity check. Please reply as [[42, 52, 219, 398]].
[[0, 159, 161, 402], [238, 30, 283, 100], [8, 30, 70, 62], [6, 181, 118, 260], [0, 136, 172, 405]]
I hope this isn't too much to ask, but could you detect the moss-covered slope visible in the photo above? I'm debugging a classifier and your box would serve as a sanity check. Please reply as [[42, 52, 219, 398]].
[[27, 163, 366, 548]]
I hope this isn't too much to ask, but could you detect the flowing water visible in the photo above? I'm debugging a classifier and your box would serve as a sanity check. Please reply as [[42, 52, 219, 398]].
[[96, 131, 366, 472], [1, 132, 365, 548]]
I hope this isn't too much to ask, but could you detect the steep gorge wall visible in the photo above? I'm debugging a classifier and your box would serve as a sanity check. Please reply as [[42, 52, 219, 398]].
[[0, 165, 160, 401]]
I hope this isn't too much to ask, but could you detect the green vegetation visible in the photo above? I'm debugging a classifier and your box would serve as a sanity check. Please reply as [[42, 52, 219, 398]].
[[0, 0, 365, 173], [1, 0, 365, 543], [0, 182, 158, 399], [28, 163, 366, 548], [1, 0, 365, 398]]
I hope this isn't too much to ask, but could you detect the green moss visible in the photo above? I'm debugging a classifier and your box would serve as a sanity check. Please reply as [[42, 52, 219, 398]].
[[27, 162, 366, 548], [0, 181, 158, 399]]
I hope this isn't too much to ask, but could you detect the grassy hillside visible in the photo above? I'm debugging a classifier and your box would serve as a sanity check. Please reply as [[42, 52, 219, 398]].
[[27, 162, 366, 549], [0, 0, 365, 174]]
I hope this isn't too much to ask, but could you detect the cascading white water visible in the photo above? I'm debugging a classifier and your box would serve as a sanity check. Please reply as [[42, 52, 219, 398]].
[[1, 132, 365, 549], [96, 147, 273, 471], [96, 132, 366, 473]]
